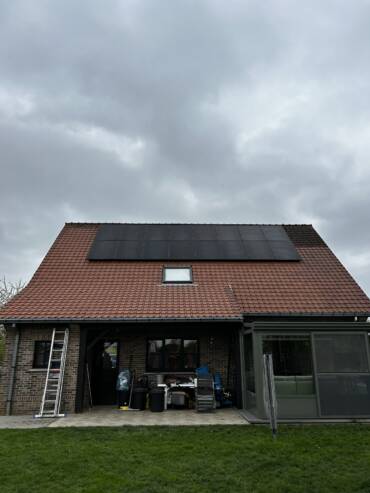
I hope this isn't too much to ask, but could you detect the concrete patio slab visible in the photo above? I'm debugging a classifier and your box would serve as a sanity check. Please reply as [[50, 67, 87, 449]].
[[0, 415, 57, 429], [0, 407, 249, 429]]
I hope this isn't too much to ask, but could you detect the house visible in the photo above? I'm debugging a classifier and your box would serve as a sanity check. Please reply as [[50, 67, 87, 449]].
[[1, 222, 370, 420]]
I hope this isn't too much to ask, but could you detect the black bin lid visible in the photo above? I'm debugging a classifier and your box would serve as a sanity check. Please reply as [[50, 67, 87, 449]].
[[150, 387, 165, 394]]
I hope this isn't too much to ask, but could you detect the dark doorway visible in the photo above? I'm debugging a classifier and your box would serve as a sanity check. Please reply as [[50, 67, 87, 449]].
[[91, 340, 119, 405]]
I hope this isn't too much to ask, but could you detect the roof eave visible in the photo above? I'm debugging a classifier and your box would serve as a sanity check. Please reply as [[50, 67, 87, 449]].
[[243, 311, 370, 317], [0, 316, 243, 325]]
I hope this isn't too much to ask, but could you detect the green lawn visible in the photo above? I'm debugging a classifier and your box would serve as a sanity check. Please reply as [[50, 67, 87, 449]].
[[1, 425, 370, 493]]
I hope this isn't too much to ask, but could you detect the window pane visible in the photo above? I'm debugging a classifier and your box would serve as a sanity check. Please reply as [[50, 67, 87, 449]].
[[263, 336, 313, 376], [314, 334, 369, 373], [102, 342, 118, 369], [183, 340, 198, 370], [164, 338, 181, 371], [184, 340, 197, 352], [164, 268, 191, 283], [318, 375, 370, 416], [33, 341, 51, 368], [263, 335, 314, 396], [147, 340, 163, 370]]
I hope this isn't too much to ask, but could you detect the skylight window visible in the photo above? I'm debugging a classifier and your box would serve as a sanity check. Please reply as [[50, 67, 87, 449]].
[[163, 267, 192, 284]]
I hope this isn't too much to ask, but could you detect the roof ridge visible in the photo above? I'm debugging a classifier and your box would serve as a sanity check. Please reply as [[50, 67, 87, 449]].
[[65, 222, 314, 226]]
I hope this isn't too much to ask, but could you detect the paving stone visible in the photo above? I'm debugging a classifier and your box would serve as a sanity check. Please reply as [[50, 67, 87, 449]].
[[0, 407, 249, 428]]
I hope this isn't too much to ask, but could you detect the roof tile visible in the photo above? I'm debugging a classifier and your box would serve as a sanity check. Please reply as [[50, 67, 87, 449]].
[[1, 223, 370, 321]]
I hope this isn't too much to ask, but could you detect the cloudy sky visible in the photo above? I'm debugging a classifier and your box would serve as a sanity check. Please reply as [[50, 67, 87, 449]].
[[1, 0, 370, 295]]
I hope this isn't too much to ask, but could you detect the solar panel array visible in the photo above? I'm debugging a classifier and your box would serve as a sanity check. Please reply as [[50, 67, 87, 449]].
[[88, 224, 301, 261]]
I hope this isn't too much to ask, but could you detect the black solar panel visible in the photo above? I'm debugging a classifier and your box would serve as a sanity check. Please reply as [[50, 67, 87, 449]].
[[88, 224, 301, 261]]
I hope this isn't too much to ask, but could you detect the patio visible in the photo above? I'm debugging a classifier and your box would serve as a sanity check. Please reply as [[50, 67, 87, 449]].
[[0, 407, 248, 429]]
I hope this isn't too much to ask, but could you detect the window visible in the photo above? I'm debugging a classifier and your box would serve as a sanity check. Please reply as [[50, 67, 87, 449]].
[[314, 333, 370, 416], [163, 267, 192, 284], [147, 338, 199, 371], [314, 334, 369, 373], [263, 335, 314, 396], [102, 341, 118, 369], [33, 341, 51, 369], [317, 375, 370, 416]]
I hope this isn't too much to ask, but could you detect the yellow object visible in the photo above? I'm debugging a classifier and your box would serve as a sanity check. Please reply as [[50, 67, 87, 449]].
[[119, 406, 129, 411]]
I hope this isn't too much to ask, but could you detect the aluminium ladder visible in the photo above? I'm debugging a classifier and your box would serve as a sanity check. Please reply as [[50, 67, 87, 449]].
[[195, 375, 216, 412], [35, 328, 69, 418]]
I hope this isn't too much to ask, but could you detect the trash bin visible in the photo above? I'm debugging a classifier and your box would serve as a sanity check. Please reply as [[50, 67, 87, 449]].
[[132, 388, 147, 410], [117, 390, 130, 407], [149, 388, 165, 412]]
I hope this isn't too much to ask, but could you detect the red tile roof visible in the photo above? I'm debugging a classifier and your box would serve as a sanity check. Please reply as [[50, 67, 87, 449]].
[[1, 223, 370, 321]]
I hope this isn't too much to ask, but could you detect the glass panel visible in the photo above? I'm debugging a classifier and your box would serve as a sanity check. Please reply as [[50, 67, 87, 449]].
[[318, 375, 370, 416], [164, 268, 192, 283], [183, 339, 198, 370], [147, 340, 163, 370], [244, 333, 255, 393], [263, 335, 314, 396], [314, 334, 369, 373], [263, 336, 313, 376], [33, 341, 51, 368], [102, 341, 118, 369], [164, 338, 182, 371]]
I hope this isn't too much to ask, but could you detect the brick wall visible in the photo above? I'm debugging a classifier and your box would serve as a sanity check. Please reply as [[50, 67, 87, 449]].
[[113, 332, 236, 390], [112, 333, 235, 382], [0, 325, 237, 415], [0, 325, 80, 416], [0, 327, 16, 415]]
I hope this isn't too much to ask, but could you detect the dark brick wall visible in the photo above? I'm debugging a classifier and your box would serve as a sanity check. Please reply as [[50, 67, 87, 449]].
[[111, 332, 236, 392], [0, 325, 80, 415], [1, 325, 237, 415], [112, 333, 235, 382], [0, 327, 16, 415]]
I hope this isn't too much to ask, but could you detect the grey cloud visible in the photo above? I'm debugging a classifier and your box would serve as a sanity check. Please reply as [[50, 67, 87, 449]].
[[0, 0, 370, 296]]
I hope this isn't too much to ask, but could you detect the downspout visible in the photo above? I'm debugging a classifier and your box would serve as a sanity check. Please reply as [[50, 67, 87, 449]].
[[238, 327, 247, 409], [6, 325, 20, 416]]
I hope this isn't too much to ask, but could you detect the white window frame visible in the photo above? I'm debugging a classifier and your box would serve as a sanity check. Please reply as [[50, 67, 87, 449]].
[[162, 266, 193, 284]]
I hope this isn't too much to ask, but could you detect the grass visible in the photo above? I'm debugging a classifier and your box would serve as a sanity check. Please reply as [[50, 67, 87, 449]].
[[1, 425, 370, 493]]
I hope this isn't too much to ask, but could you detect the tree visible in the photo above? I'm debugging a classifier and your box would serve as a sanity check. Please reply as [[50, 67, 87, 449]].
[[0, 277, 24, 307]]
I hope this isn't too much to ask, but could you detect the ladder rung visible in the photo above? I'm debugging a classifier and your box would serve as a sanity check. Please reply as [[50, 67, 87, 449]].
[[37, 328, 69, 419]]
